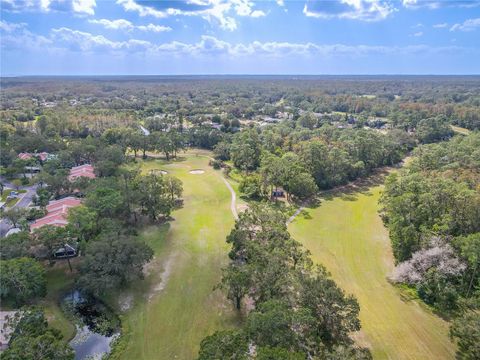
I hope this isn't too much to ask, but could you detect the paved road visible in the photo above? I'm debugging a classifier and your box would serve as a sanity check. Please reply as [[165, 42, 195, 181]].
[[0, 176, 38, 237], [14, 185, 38, 208]]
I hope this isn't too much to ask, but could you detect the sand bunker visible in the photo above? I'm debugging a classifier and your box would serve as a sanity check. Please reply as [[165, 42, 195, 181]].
[[189, 169, 205, 174], [151, 169, 168, 175]]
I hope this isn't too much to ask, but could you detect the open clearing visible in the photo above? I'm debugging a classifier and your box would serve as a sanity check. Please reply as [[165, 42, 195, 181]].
[[112, 151, 241, 360], [288, 186, 455, 360]]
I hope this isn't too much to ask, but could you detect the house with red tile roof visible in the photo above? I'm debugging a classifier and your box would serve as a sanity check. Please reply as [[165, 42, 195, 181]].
[[68, 164, 96, 181], [17, 152, 33, 160], [17, 152, 50, 162], [30, 196, 82, 231]]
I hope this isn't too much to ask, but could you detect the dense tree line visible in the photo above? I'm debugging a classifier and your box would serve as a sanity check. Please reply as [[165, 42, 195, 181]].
[[198, 205, 371, 359], [381, 133, 480, 359], [218, 125, 411, 202], [2, 76, 479, 132]]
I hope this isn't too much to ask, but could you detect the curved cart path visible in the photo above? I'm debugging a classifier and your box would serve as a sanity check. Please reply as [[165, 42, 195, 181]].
[[222, 177, 238, 220]]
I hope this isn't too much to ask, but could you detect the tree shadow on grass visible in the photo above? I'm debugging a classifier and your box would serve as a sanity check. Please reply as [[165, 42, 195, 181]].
[[299, 209, 312, 220], [293, 168, 392, 224], [320, 168, 391, 202], [143, 153, 188, 163]]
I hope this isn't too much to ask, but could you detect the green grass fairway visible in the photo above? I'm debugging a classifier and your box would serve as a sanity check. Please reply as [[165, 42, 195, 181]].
[[113, 151, 241, 360], [288, 186, 455, 360]]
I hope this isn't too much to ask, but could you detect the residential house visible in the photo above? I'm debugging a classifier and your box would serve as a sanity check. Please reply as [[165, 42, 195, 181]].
[[30, 197, 82, 231], [68, 164, 96, 182]]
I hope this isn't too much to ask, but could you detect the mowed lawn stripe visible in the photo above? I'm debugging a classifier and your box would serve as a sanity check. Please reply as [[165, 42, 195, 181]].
[[288, 186, 455, 360], [117, 153, 241, 360]]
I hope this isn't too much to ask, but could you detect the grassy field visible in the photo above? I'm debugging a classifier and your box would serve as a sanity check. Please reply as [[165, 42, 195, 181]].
[[112, 151, 241, 359], [288, 186, 456, 360]]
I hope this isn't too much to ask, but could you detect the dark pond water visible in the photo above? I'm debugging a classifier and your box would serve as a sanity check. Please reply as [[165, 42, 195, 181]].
[[62, 290, 120, 360]]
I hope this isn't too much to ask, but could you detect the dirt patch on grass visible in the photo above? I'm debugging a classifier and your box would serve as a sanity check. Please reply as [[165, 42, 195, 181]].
[[189, 169, 205, 174], [118, 293, 134, 312], [147, 253, 177, 302]]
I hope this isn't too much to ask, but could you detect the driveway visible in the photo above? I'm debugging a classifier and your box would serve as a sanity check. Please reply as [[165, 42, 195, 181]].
[[0, 176, 38, 237], [14, 185, 38, 209]]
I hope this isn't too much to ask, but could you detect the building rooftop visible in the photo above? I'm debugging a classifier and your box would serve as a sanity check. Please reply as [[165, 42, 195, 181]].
[[5, 228, 21, 237], [68, 164, 96, 181], [17, 152, 50, 162], [31, 196, 82, 231]]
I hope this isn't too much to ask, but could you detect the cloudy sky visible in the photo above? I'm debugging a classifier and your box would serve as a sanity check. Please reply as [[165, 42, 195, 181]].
[[1, 0, 480, 75]]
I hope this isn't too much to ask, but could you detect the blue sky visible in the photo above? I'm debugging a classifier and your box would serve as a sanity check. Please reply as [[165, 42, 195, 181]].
[[1, 0, 480, 75]]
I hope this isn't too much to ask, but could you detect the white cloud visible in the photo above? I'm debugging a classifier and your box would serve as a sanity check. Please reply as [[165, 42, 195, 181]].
[[403, 0, 480, 9], [402, 0, 440, 9], [276, 0, 284, 6], [72, 0, 95, 15], [250, 10, 266, 18], [148, 36, 471, 59], [232, 0, 265, 17], [413, 31, 423, 37], [303, 0, 396, 22], [450, 18, 480, 32], [117, 0, 266, 31], [3, 24, 474, 61], [137, 24, 172, 32], [88, 18, 172, 32], [1, 0, 96, 15], [51, 27, 151, 52], [1, 27, 478, 65], [402, 0, 416, 6], [89, 19, 134, 30], [0, 22, 52, 50], [0, 20, 26, 32], [433, 23, 448, 28]]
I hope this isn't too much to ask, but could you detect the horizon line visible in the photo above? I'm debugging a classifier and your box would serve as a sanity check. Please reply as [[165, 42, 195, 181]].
[[2, 74, 480, 78]]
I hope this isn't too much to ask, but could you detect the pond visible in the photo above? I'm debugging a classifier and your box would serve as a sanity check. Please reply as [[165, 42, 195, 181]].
[[62, 290, 120, 360]]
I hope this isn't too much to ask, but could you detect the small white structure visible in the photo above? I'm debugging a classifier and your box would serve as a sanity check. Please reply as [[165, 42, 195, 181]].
[[5, 228, 21, 237], [139, 125, 150, 136]]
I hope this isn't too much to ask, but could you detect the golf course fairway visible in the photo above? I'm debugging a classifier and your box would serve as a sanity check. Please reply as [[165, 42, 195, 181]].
[[288, 186, 455, 359], [113, 151, 240, 359]]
